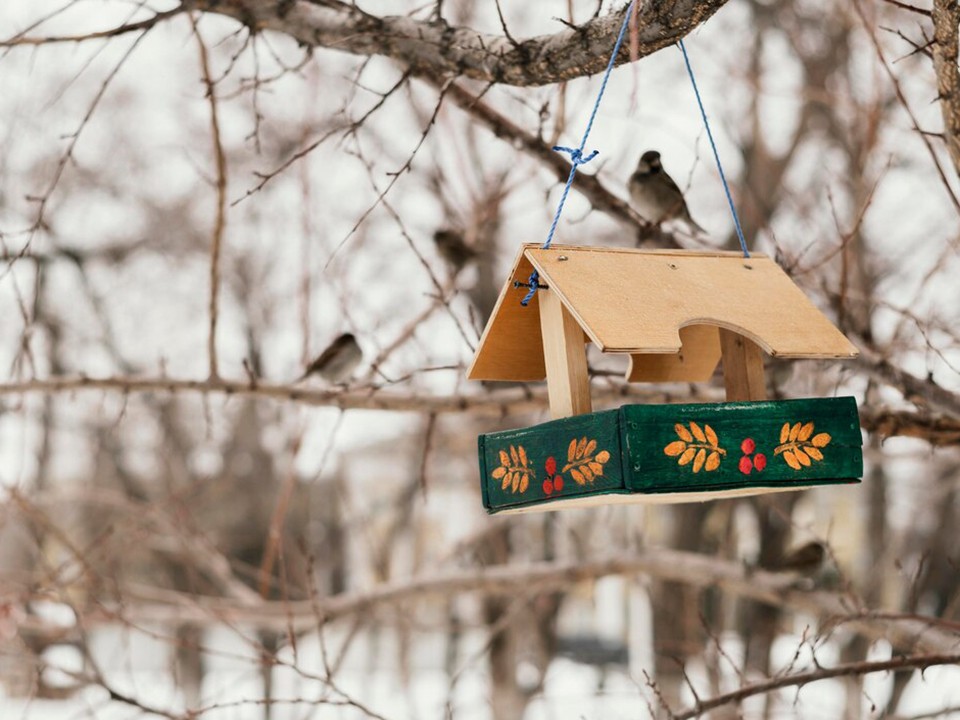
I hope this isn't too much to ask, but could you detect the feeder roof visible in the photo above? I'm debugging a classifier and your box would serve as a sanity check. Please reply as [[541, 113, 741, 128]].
[[467, 244, 858, 383]]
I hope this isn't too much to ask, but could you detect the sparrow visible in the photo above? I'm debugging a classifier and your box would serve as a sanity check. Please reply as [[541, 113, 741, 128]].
[[760, 541, 826, 577], [298, 333, 362, 384], [628, 150, 706, 234], [433, 228, 477, 275]]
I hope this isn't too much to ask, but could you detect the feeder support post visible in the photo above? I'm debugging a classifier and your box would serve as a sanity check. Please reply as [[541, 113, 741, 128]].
[[538, 289, 592, 418], [719, 329, 767, 401]]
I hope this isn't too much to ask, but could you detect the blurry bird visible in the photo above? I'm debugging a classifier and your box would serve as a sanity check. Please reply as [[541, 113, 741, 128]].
[[628, 150, 706, 235], [298, 333, 362, 384], [760, 541, 826, 577], [433, 228, 477, 275]]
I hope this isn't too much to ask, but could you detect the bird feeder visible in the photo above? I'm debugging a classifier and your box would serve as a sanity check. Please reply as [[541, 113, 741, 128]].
[[468, 245, 863, 514]]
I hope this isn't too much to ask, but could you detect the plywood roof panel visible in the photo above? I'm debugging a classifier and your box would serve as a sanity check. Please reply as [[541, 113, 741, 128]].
[[468, 244, 858, 383]]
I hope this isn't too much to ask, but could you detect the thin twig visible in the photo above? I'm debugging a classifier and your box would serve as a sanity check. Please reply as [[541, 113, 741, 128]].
[[0, 7, 184, 46], [852, 0, 960, 214], [191, 14, 228, 380], [673, 653, 960, 720]]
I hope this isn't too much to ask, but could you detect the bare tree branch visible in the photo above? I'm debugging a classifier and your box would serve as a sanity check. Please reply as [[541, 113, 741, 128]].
[[194, 0, 732, 87], [673, 653, 960, 720], [191, 15, 228, 381], [0, 7, 184, 46], [21, 546, 960, 655], [931, 0, 960, 175]]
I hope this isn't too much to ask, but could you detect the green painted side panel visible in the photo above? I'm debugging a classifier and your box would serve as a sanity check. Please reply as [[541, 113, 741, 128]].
[[620, 396, 862, 493], [478, 397, 862, 513], [479, 409, 623, 511]]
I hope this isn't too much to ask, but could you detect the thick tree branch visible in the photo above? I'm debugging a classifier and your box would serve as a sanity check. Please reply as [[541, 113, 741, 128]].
[[859, 407, 960, 446], [5, 371, 960, 445], [932, 0, 960, 176], [196, 0, 732, 87], [20, 546, 960, 655], [0, 374, 690, 415], [672, 653, 960, 720]]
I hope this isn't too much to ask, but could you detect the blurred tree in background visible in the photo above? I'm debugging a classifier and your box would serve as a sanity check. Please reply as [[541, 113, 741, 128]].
[[2, 1, 960, 718]]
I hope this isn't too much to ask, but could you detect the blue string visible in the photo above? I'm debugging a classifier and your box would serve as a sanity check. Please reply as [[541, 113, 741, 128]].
[[520, 0, 637, 306], [678, 39, 749, 258]]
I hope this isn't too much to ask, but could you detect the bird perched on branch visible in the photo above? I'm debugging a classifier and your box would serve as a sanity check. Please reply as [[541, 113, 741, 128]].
[[628, 150, 706, 235], [433, 228, 477, 276], [760, 541, 826, 577], [298, 333, 362, 384]]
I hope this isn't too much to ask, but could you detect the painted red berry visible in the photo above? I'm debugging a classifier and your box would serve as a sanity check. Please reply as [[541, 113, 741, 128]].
[[553, 475, 564, 492], [545, 456, 557, 476], [741, 438, 756, 455], [754, 453, 767, 472], [739, 455, 753, 475], [542, 479, 554, 495]]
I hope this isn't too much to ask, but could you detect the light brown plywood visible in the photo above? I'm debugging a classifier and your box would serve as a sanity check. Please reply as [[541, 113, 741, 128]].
[[494, 484, 818, 514], [538, 289, 592, 418], [467, 246, 546, 382], [469, 244, 858, 384], [627, 324, 721, 382], [526, 245, 858, 358], [719, 329, 767, 401]]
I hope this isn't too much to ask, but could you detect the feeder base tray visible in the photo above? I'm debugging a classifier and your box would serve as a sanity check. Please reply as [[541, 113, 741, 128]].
[[478, 397, 862, 514]]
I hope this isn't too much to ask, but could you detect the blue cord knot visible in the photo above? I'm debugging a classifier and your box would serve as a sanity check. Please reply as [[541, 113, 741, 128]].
[[553, 145, 599, 167], [520, 0, 636, 306], [519, 272, 540, 306]]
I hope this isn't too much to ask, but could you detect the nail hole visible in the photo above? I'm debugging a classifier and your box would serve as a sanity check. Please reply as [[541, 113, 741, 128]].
[[743, 264, 753, 270], [669, 263, 678, 270]]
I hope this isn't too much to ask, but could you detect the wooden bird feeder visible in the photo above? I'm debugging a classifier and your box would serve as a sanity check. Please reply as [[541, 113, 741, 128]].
[[468, 244, 863, 514]]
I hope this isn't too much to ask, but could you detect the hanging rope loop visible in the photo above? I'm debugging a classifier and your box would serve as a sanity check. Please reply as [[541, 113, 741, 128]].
[[520, 0, 637, 307], [678, 39, 750, 258]]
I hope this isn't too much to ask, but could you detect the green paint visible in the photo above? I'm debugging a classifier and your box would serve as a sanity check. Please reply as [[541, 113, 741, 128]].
[[479, 409, 623, 510], [478, 397, 862, 513]]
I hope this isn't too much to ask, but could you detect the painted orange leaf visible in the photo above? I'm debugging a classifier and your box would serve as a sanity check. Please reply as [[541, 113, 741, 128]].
[[492, 444, 535, 494], [558, 438, 610, 486], [664, 441, 687, 456], [783, 449, 801, 470], [690, 422, 707, 443], [692, 448, 707, 473], [812, 433, 831, 448], [665, 420, 725, 472], [705, 425, 719, 447], [705, 451, 721, 471], [775, 422, 829, 471]]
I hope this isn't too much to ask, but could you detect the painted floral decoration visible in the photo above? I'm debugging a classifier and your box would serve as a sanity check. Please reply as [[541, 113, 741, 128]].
[[664, 422, 725, 473]]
